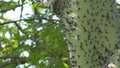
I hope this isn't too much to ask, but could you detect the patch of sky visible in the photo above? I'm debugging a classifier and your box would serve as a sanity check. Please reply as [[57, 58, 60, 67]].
[[19, 21, 28, 29], [16, 63, 36, 68], [116, 0, 120, 4], [19, 30, 25, 36], [1, 42, 6, 48], [20, 51, 29, 57], [3, 4, 33, 20], [8, 23, 15, 28], [37, 26, 43, 31], [39, 59, 49, 66], [24, 39, 34, 46], [0, 19, 4, 23], [5, 31, 10, 40]]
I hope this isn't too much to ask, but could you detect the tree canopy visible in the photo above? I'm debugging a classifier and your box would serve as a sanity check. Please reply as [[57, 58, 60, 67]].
[[0, 0, 68, 68]]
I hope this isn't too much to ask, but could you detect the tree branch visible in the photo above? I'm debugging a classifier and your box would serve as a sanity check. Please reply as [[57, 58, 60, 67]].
[[0, 3, 27, 13], [0, 16, 59, 25], [0, 57, 26, 68]]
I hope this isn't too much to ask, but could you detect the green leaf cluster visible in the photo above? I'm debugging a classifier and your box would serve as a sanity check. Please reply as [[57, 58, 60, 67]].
[[0, 0, 68, 68]]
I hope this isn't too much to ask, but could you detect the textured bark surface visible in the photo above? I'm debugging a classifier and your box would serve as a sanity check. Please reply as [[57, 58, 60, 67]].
[[42, 0, 120, 68]]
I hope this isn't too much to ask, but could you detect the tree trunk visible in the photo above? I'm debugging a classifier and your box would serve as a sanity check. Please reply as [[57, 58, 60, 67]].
[[53, 0, 120, 68]]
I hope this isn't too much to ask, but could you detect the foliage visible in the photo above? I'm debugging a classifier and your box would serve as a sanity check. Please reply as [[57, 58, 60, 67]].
[[1, 0, 120, 68], [0, 0, 68, 68]]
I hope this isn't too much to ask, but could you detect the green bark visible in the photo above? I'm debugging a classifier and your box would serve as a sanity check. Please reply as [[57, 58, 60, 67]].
[[51, 0, 120, 68]]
